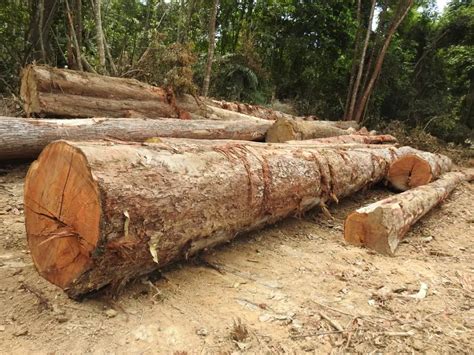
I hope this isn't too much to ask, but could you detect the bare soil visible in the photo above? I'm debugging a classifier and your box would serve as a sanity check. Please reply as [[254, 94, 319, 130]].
[[0, 162, 473, 353]]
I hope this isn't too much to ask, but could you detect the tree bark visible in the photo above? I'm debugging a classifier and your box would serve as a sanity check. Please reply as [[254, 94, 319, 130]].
[[387, 147, 453, 191], [344, 170, 474, 255], [25, 139, 411, 298], [0, 116, 272, 161], [202, 0, 219, 97], [346, 0, 376, 121], [265, 117, 363, 143], [353, 0, 414, 122]]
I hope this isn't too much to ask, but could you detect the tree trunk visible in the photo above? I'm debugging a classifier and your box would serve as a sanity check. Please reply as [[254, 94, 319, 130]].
[[25, 139, 411, 298], [353, 0, 414, 123], [265, 117, 363, 143], [387, 147, 453, 191], [344, 170, 474, 255], [25, 0, 58, 63], [346, 0, 376, 121], [285, 134, 397, 145], [93, 0, 106, 73], [344, 0, 362, 120], [0, 116, 272, 161], [65, 0, 83, 71], [202, 0, 219, 97]]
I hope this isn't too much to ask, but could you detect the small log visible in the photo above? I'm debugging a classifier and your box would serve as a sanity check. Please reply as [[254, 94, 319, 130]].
[[266, 117, 362, 143], [208, 99, 360, 129], [25, 139, 408, 298], [386, 147, 453, 191], [286, 134, 398, 145], [344, 170, 474, 255], [0, 116, 271, 160]]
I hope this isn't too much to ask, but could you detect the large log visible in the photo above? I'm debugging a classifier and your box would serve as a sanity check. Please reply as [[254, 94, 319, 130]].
[[386, 147, 453, 191], [265, 117, 362, 142], [25, 139, 411, 298], [21, 65, 181, 118], [0, 116, 271, 160], [344, 170, 474, 255]]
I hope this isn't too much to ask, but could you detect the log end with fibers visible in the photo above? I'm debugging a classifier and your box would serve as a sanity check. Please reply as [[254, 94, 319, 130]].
[[387, 154, 432, 191], [266, 117, 349, 143], [20, 65, 40, 117], [344, 209, 393, 255], [24, 142, 101, 289]]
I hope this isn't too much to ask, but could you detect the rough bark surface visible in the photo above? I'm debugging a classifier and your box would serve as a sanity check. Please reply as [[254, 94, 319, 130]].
[[0, 117, 272, 160], [286, 134, 397, 145], [387, 147, 453, 191], [20, 65, 177, 118], [266, 117, 361, 143], [344, 170, 474, 255], [25, 139, 410, 298]]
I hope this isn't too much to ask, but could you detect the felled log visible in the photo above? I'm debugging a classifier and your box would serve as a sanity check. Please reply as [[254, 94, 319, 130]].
[[386, 147, 453, 191], [286, 134, 398, 145], [265, 117, 362, 142], [0, 116, 271, 160], [25, 139, 410, 298], [21, 65, 180, 118], [208, 99, 361, 129], [344, 170, 474, 255]]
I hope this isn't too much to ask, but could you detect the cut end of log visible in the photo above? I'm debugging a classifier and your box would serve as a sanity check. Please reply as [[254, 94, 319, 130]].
[[387, 154, 432, 191], [24, 141, 101, 289], [344, 209, 393, 255], [265, 118, 298, 143], [20, 65, 40, 117]]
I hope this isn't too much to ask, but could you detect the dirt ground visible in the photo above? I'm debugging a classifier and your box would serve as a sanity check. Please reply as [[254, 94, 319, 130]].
[[0, 162, 473, 354]]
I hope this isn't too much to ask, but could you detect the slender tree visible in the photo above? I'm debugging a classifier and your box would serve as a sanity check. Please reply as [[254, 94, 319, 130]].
[[346, 0, 376, 121], [92, 0, 106, 73], [202, 0, 219, 97], [352, 0, 414, 122]]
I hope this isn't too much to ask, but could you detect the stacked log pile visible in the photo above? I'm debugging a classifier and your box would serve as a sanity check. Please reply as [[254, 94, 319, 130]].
[[10, 64, 468, 297]]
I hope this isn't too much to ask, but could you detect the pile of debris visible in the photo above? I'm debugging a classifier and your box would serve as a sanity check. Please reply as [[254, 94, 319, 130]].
[[3, 65, 471, 299]]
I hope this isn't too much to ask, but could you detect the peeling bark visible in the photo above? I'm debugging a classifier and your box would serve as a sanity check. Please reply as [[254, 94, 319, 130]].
[[25, 139, 413, 298], [344, 170, 474, 255]]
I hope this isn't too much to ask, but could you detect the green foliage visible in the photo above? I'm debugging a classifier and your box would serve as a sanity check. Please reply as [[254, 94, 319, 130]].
[[0, 0, 471, 143]]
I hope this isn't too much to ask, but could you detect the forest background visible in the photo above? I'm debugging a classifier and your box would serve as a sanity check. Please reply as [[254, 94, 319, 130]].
[[0, 0, 472, 143]]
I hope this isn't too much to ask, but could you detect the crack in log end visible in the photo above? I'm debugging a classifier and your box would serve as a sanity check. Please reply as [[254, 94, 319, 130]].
[[388, 155, 432, 191], [24, 141, 102, 290]]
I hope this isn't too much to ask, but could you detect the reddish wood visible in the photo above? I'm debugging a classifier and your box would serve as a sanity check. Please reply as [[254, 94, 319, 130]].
[[345, 170, 474, 255]]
